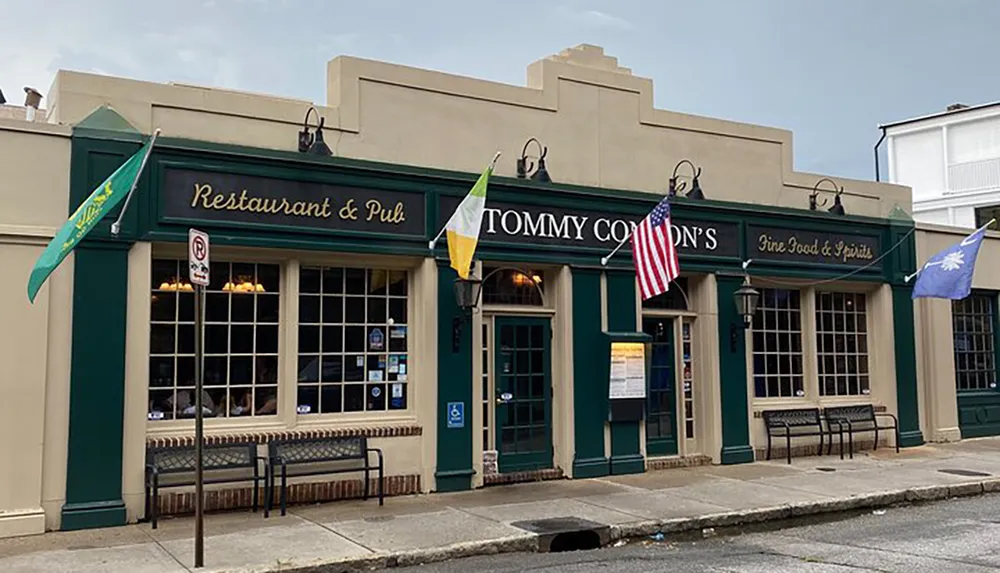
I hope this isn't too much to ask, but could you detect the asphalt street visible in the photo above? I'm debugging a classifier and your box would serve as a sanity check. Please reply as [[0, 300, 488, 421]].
[[398, 493, 1000, 572]]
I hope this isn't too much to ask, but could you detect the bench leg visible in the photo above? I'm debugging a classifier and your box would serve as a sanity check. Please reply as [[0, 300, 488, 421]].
[[893, 425, 900, 454], [874, 427, 879, 452], [263, 465, 270, 518], [785, 433, 791, 465], [847, 429, 853, 459], [280, 464, 288, 517], [144, 480, 151, 524], [378, 458, 384, 507], [818, 428, 824, 459], [151, 478, 159, 530], [766, 434, 772, 461]]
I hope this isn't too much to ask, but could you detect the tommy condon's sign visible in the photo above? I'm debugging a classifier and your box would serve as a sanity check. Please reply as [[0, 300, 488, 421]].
[[162, 168, 427, 236], [439, 196, 741, 257]]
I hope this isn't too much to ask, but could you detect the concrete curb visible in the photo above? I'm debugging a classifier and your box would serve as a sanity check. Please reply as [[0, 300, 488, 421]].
[[249, 478, 1000, 573]]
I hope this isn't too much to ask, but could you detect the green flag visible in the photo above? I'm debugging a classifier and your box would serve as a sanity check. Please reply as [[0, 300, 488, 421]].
[[27, 137, 156, 303]]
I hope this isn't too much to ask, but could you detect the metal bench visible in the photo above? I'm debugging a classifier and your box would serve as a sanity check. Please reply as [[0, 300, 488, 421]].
[[268, 436, 384, 516], [144, 442, 268, 529], [822, 404, 899, 459], [762, 408, 845, 464]]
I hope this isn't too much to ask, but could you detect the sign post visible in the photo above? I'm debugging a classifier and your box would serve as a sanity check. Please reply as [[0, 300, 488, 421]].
[[188, 228, 210, 568]]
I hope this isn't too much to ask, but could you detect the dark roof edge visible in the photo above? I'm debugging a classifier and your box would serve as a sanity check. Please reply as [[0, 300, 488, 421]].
[[879, 100, 1000, 130]]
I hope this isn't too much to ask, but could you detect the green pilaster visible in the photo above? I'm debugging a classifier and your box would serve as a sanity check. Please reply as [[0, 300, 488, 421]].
[[605, 271, 644, 475], [717, 275, 754, 464], [61, 243, 131, 530], [434, 262, 474, 492], [891, 283, 925, 447], [571, 269, 609, 477]]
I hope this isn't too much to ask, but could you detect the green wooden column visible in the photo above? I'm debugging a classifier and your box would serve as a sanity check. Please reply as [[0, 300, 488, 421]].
[[892, 284, 926, 447], [717, 275, 754, 464], [606, 270, 644, 475], [434, 261, 475, 491], [571, 269, 609, 477], [61, 243, 131, 530]]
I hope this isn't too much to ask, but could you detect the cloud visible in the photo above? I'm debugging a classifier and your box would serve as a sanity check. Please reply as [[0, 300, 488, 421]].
[[552, 5, 636, 31], [576, 9, 635, 30]]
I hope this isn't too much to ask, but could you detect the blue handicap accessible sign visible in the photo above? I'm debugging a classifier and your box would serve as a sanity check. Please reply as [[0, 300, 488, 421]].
[[447, 401, 465, 429]]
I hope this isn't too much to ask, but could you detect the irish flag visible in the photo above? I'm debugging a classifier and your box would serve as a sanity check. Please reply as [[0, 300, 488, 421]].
[[436, 153, 499, 279]]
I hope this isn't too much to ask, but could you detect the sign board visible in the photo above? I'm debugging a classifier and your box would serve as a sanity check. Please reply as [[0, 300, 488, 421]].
[[438, 195, 740, 258], [188, 229, 210, 286], [608, 342, 647, 400], [747, 225, 881, 268], [446, 401, 465, 429], [164, 168, 426, 237]]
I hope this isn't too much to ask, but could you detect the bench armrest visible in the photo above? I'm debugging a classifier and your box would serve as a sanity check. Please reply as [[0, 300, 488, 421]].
[[825, 417, 849, 431], [366, 447, 384, 467], [873, 412, 898, 426]]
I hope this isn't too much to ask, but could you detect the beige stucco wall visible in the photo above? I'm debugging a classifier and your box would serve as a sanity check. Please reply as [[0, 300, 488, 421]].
[[45, 44, 910, 220], [0, 119, 72, 538]]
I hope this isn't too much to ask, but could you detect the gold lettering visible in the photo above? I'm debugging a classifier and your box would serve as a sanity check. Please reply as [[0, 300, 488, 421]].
[[191, 183, 213, 208], [319, 198, 332, 218], [340, 199, 359, 220]]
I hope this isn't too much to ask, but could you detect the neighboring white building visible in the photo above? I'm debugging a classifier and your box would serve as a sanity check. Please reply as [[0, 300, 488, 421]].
[[883, 101, 1000, 228]]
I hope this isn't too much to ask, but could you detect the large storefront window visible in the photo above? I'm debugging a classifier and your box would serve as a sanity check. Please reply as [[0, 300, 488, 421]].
[[297, 266, 408, 414], [752, 288, 804, 398], [953, 294, 997, 393], [149, 259, 280, 420], [816, 292, 870, 396]]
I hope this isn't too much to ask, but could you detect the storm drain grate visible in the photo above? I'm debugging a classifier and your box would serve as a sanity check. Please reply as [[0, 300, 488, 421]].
[[937, 468, 991, 477], [509, 516, 609, 553], [816, 467, 837, 472]]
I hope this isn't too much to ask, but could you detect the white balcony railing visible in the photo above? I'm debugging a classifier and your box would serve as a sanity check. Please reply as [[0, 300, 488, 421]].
[[948, 157, 1000, 193]]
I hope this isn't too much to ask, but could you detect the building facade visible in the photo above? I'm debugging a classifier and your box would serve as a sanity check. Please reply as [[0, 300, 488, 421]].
[[884, 101, 1000, 228], [3, 44, 979, 540]]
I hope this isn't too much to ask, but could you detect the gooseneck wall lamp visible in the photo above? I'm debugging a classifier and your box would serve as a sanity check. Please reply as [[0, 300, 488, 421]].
[[452, 265, 544, 352], [298, 106, 333, 156], [809, 177, 846, 216], [729, 266, 760, 352], [516, 138, 552, 182], [668, 159, 706, 200]]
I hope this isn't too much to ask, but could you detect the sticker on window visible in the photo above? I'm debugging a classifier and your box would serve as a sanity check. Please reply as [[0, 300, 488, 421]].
[[369, 328, 385, 350], [369, 370, 384, 382]]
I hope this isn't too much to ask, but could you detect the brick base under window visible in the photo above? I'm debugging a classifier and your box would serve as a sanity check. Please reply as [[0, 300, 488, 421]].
[[483, 468, 565, 486], [155, 474, 421, 516], [755, 437, 891, 462], [647, 454, 713, 471]]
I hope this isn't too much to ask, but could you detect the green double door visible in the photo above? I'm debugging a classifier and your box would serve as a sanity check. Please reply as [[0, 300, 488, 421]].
[[494, 316, 553, 473], [642, 317, 678, 456]]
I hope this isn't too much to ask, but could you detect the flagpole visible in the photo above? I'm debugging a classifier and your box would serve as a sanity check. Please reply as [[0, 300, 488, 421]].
[[428, 151, 501, 251], [600, 226, 638, 266], [905, 218, 995, 283], [110, 128, 161, 237]]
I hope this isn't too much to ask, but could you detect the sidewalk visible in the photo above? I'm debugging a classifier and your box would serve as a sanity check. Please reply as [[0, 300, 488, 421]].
[[4, 439, 1000, 573]]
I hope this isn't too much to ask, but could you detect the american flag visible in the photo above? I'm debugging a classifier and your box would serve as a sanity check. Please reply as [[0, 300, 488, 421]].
[[632, 197, 679, 300]]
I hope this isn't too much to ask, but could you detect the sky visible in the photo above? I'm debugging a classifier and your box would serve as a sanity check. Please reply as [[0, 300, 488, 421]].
[[2, 0, 998, 181]]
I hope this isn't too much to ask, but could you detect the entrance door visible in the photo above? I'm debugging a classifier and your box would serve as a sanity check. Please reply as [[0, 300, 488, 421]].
[[642, 317, 678, 455], [494, 316, 552, 473]]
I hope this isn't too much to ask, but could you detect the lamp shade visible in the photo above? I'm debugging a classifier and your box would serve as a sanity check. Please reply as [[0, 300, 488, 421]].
[[733, 279, 760, 327], [453, 276, 482, 311]]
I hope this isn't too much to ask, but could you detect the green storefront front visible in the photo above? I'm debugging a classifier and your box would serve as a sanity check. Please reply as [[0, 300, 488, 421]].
[[60, 124, 924, 530]]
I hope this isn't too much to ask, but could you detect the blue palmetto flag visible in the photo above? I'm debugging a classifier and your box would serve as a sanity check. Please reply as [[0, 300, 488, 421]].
[[911, 223, 990, 300]]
